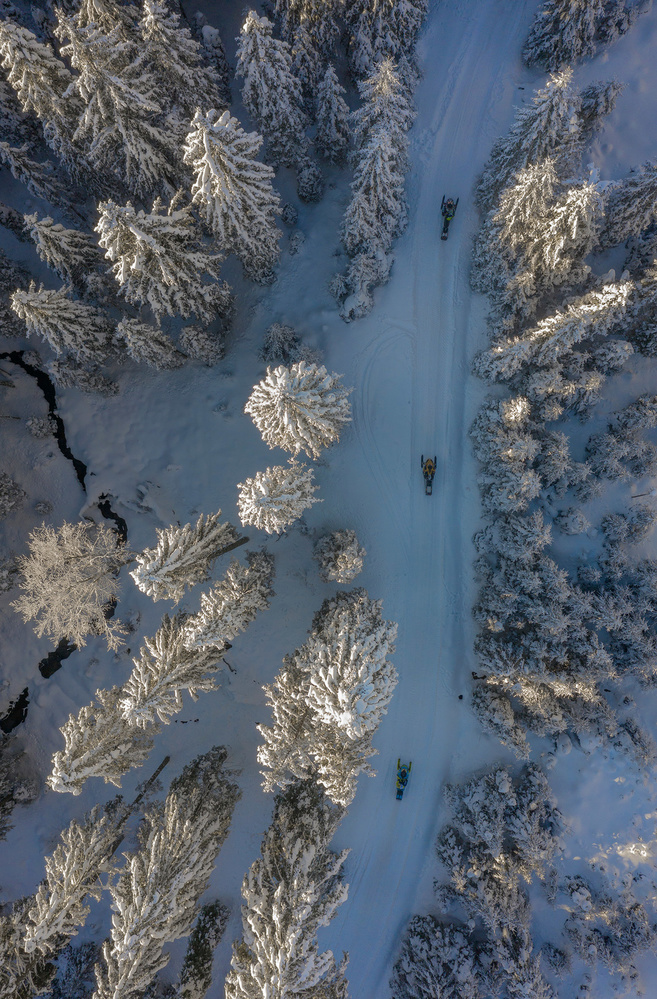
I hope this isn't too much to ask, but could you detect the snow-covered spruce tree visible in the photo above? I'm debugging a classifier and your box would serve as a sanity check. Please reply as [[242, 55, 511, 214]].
[[576, 78, 624, 144], [261, 322, 302, 363], [48, 358, 119, 396], [599, 162, 657, 248], [183, 550, 275, 651], [275, 0, 343, 56], [136, 0, 222, 121], [238, 460, 321, 534], [338, 248, 394, 321], [194, 14, 232, 107], [469, 396, 541, 515], [561, 872, 656, 978], [345, 0, 428, 80], [475, 69, 578, 211], [0, 142, 62, 204], [74, 0, 140, 34], [391, 916, 480, 999], [313, 529, 366, 583], [0, 472, 26, 521], [24, 213, 100, 285], [342, 128, 407, 257], [351, 58, 416, 173], [174, 900, 229, 999], [11, 282, 113, 363], [522, 0, 605, 69], [22, 803, 125, 960], [183, 109, 281, 282], [314, 64, 350, 164], [245, 361, 352, 458], [0, 20, 79, 171], [95, 198, 223, 324], [430, 766, 560, 999], [258, 589, 397, 805], [236, 11, 308, 168], [12, 521, 133, 651], [0, 801, 125, 999], [48, 686, 155, 794], [114, 318, 185, 370], [225, 779, 349, 999], [55, 14, 178, 196], [118, 614, 227, 729], [95, 747, 240, 999], [130, 512, 242, 603], [473, 279, 632, 384]]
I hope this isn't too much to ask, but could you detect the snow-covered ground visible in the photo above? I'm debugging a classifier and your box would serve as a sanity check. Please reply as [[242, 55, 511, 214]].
[[4, 1, 657, 997]]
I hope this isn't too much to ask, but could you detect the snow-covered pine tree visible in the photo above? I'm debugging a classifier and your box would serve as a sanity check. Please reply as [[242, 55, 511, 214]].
[[183, 109, 281, 282], [114, 318, 185, 369], [469, 396, 542, 515], [74, 0, 140, 34], [130, 511, 242, 603], [339, 248, 394, 321], [523, 0, 605, 69], [176, 900, 229, 999], [244, 361, 352, 458], [48, 686, 155, 794], [224, 779, 349, 999], [183, 550, 275, 651], [258, 589, 397, 804], [576, 78, 624, 144], [475, 69, 578, 211], [95, 747, 240, 999], [351, 58, 415, 173], [275, 0, 343, 56], [22, 804, 124, 959], [118, 614, 226, 728], [194, 14, 232, 106], [313, 529, 366, 583], [179, 323, 228, 365], [473, 279, 632, 383], [136, 0, 222, 121], [599, 162, 657, 247], [24, 213, 100, 285], [95, 198, 223, 323], [11, 282, 113, 364], [0, 20, 79, 171], [237, 460, 321, 534], [0, 472, 25, 521], [289, 21, 323, 103], [341, 127, 407, 256], [236, 11, 308, 168], [345, 0, 428, 80], [261, 322, 302, 363], [391, 916, 480, 999], [55, 13, 178, 196], [315, 64, 350, 164], [12, 521, 133, 650], [0, 801, 125, 999], [597, 0, 649, 44], [0, 142, 62, 204]]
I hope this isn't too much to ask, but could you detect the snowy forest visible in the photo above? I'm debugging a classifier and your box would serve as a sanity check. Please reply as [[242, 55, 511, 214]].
[[2, 0, 657, 998]]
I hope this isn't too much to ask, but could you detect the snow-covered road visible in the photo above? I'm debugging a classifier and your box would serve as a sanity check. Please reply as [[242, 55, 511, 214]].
[[320, 3, 539, 994]]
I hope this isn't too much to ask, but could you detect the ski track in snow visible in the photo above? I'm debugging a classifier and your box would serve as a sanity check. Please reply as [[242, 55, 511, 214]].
[[323, 4, 534, 995]]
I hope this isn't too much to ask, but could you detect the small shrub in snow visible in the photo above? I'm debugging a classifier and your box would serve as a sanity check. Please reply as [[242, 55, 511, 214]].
[[314, 529, 366, 582], [555, 507, 590, 535], [0, 554, 18, 592], [260, 322, 301, 364], [296, 157, 324, 202], [47, 360, 119, 396], [26, 415, 56, 438], [115, 318, 185, 370], [180, 324, 226, 366], [288, 230, 305, 255], [238, 460, 321, 534], [0, 472, 26, 519], [280, 203, 298, 226], [245, 361, 352, 458]]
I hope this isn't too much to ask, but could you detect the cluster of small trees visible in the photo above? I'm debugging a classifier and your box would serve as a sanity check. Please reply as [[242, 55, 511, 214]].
[[393, 763, 656, 998], [467, 61, 657, 767], [0, 747, 239, 999], [9, 509, 274, 793]]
